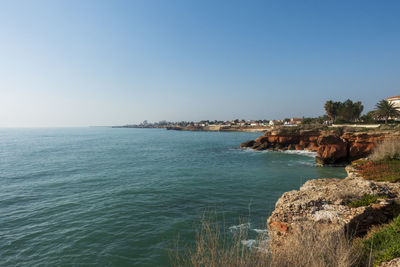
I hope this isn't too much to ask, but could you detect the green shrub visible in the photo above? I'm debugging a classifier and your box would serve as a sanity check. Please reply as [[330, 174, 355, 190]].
[[348, 194, 386, 208]]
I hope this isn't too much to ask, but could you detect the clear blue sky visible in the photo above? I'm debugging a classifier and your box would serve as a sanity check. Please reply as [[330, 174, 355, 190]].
[[1, 0, 399, 127]]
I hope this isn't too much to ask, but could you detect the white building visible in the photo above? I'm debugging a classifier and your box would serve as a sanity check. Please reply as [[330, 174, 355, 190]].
[[387, 94, 400, 111]]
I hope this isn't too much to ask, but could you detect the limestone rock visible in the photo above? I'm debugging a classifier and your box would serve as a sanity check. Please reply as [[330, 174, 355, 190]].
[[267, 166, 400, 251]]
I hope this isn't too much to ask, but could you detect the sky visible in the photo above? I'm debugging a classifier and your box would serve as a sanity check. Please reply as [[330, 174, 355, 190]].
[[0, 0, 399, 127]]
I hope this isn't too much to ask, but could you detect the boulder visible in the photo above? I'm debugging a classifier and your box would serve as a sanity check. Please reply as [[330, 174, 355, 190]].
[[240, 140, 255, 148], [316, 144, 348, 165]]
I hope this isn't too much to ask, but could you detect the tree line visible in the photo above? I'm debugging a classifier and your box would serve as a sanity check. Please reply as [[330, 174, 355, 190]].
[[324, 100, 364, 123], [310, 98, 400, 124]]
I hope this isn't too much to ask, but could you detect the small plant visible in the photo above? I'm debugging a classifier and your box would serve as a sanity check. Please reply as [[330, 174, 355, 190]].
[[348, 194, 387, 208]]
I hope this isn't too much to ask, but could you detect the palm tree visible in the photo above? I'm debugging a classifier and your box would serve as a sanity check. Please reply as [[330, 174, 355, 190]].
[[374, 99, 400, 124]]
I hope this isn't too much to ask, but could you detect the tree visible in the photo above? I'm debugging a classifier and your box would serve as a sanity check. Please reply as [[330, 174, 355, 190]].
[[360, 111, 377, 124], [374, 99, 400, 124], [325, 99, 364, 123], [352, 101, 364, 121], [324, 101, 338, 122], [338, 99, 355, 121]]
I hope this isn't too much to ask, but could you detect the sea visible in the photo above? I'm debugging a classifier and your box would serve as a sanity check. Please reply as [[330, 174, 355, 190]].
[[0, 128, 347, 266]]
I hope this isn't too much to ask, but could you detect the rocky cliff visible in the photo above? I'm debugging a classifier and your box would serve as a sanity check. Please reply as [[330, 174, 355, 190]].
[[241, 127, 400, 165], [267, 166, 400, 252]]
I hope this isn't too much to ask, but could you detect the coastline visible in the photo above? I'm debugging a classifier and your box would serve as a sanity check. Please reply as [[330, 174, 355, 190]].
[[260, 130, 400, 266], [240, 126, 400, 165]]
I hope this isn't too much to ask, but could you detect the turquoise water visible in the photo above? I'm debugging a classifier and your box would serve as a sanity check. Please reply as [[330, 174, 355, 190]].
[[0, 128, 347, 266]]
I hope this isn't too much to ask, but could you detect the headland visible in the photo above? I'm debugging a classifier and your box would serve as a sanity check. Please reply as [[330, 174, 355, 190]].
[[240, 125, 400, 165]]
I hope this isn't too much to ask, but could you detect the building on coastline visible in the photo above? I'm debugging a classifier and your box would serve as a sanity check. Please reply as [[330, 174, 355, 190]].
[[290, 117, 303, 124], [283, 117, 303, 126], [387, 95, 400, 111], [270, 120, 284, 126], [387, 94, 400, 120]]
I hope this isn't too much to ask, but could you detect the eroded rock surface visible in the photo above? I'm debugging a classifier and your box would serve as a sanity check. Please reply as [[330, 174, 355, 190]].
[[267, 166, 400, 251]]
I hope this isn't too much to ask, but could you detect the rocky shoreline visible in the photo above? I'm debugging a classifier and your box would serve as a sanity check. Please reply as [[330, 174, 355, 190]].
[[267, 166, 400, 249], [258, 127, 400, 266], [240, 127, 400, 165], [265, 165, 400, 266]]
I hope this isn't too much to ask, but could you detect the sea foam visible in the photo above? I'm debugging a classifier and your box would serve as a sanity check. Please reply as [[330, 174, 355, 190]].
[[282, 150, 317, 157], [229, 223, 251, 232]]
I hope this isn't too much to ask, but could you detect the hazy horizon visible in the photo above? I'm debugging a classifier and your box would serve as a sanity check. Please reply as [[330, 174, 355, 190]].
[[1, 0, 399, 127]]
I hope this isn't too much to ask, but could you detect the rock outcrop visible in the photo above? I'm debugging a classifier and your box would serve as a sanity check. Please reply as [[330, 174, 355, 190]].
[[267, 166, 400, 252], [241, 127, 400, 165]]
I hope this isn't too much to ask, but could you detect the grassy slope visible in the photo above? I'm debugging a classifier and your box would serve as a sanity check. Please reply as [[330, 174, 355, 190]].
[[357, 214, 400, 266]]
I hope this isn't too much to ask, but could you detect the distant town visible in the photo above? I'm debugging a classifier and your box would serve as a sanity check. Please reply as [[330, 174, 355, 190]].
[[113, 94, 400, 131], [113, 117, 304, 130]]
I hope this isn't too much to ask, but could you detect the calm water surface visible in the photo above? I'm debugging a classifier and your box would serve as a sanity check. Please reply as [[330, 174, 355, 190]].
[[0, 128, 347, 266]]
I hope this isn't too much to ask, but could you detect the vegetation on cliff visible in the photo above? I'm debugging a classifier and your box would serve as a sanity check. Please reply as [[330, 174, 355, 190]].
[[340, 140, 400, 265], [353, 140, 400, 182], [357, 214, 400, 266], [353, 159, 400, 183], [347, 194, 387, 208]]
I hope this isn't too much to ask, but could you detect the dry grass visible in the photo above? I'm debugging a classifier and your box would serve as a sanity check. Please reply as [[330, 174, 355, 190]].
[[170, 212, 269, 267], [269, 224, 359, 267], [171, 213, 359, 267], [370, 139, 400, 161]]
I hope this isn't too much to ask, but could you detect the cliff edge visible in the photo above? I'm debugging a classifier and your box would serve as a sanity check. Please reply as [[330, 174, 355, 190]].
[[241, 127, 400, 165]]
